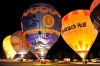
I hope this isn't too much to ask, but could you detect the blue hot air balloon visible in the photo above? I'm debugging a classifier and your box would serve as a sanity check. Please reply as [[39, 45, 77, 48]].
[[21, 3, 61, 59]]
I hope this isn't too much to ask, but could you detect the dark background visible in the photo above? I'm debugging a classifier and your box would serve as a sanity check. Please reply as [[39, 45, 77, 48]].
[[0, 0, 100, 60]]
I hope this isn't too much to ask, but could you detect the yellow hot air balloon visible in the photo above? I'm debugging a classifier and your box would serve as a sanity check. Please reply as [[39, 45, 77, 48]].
[[2, 35, 17, 59], [61, 9, 98, 60]]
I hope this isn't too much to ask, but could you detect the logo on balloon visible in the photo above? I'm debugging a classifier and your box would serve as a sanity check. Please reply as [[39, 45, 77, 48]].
[[62, 22, 86, 34], [42, 14, 54, 28]]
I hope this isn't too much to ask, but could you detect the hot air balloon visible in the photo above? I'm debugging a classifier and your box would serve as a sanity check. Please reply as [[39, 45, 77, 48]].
[[90, 0, 100, 32], [61, 9, 98, 61], [3, 35, 17, 59], [10, 30, 29, 58], [21, 3, 61, 59]]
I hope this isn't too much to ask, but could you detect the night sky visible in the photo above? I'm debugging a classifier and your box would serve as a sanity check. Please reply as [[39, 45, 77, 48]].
[[0, 0, 100, 59]]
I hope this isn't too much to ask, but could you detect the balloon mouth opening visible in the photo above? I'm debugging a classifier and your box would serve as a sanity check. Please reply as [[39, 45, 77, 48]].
[[76, 50, 88, 59]]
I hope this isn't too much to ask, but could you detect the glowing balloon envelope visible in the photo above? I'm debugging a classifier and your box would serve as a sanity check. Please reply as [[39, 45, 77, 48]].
[[3, 35, 17, 59], [21, 3, 61, 58], [90, 0, 100, 32], [10, 30, 29, 55], [61, 9, 98, 60]]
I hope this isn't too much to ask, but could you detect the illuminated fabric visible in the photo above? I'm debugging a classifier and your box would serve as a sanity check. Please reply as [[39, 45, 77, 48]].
[[21, 3, 61, 58], [3, 35, 16, 59], [61, 10, 98, 59], [10, 30, 29, 54]]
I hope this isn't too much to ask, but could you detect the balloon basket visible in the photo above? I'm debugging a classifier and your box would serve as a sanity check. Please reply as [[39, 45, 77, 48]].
[[82, 59, 87, 64], [40, 59, 46, 64]]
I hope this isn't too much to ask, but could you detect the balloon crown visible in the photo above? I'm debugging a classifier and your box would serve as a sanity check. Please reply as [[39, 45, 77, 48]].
[[28, 3, 56, 10]]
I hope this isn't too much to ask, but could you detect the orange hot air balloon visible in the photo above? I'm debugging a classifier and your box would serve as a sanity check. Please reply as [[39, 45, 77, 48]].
[[90, 0, 100, 32], [2, 35, 17, 59], [61, 9, 98, 60]]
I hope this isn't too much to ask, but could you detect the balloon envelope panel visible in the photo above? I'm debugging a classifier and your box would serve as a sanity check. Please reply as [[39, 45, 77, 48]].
[[26, 33, 59, 49], [90, 0, 100, 32], [10, 30, 29, 54], [61, 10, 98, 59], [21, 3, 61, 32], [21, 3, 61, 58]]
